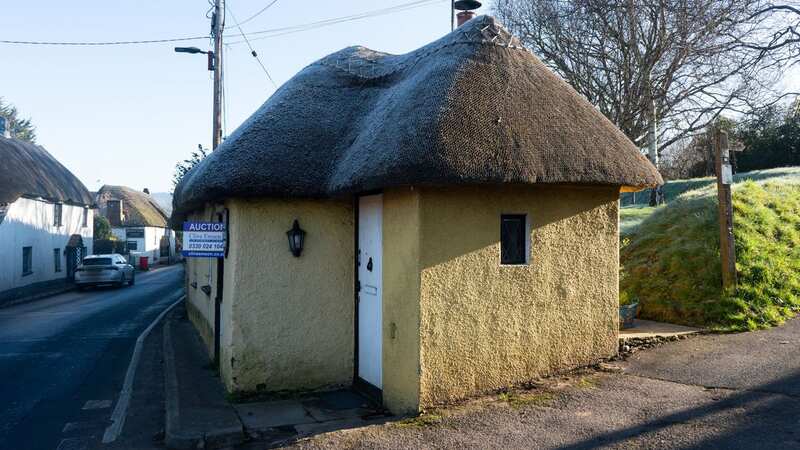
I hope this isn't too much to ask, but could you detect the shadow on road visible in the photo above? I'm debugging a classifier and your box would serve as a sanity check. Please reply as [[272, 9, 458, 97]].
[[558, 370, 800, 449]]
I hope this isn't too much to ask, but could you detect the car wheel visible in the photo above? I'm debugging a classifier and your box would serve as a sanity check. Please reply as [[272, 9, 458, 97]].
[[128, 273, 135, 286]]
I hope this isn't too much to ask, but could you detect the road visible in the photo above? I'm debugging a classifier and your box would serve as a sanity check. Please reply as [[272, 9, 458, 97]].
[[287, 319, 800, 449], [0, 264, 184, 450]]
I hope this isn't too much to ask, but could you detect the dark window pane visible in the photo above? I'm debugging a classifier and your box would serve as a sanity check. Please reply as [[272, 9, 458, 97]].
[[54, 248, 61, 272], [83, 257, 112, 266], [501, 214, 527, 265], [22, 246, 32, 275], [54, 204, 63, 226]]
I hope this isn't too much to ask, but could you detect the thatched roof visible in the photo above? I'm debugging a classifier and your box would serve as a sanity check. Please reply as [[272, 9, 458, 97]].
[[96, 185, 169, 228], [173, 16, 662, 220], [0, 136, 93, 206]]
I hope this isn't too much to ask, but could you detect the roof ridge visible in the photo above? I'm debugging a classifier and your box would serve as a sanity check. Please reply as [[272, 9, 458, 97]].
[[314, 15, 527, 81]]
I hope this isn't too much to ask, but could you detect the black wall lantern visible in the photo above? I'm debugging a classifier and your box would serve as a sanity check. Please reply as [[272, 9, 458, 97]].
[[286, 219, 306, 257]]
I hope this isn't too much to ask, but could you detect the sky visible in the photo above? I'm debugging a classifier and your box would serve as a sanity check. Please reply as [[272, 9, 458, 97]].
[[1, 1, 796, 194], [1, 0, 489, 194]]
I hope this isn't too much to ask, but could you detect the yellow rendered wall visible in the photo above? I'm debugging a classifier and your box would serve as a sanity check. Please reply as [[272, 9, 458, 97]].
[[381, 187, 422, 413], [220, 198, 355, 393], [417, 185, 619, 406]]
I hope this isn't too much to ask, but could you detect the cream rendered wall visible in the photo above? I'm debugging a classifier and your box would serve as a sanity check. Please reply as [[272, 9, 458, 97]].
[[220, 198, 354, 394], [415, 185, 619, 407], [381, 188, 422, 413], [0, 197, 93, 293]]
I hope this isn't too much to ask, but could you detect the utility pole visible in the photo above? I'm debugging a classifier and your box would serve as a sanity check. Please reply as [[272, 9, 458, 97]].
[[647, 72, 661, 206], [451, 0, 455, 31], [212, 0, 224, 150], [713, 124, 737, 290]]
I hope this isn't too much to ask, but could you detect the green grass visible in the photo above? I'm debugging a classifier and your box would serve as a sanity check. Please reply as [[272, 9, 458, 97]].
[[620, 178, 800, 331], [620, 205, 659, 238], [621, 167, 800, 207]]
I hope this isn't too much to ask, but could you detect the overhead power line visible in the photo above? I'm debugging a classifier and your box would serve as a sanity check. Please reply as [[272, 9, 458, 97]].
[[235, 0, 280, 27], [0, 36, 209, 46], [0, 0, 447, 47], [227, 0, 444, 44], [225, 4, 278, 88]]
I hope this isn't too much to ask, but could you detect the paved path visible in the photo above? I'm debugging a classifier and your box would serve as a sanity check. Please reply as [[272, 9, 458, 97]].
[[0, 265, 184, 450], [288, 318, 800, 449], [621, 317, 800, 396]]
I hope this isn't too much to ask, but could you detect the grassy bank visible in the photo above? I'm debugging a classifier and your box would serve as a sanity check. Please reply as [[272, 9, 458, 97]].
[[620, 179, 800, 331]]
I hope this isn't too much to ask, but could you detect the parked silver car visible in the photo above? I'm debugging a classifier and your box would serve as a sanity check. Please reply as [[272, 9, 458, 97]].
[[74, 254, 135, 289]]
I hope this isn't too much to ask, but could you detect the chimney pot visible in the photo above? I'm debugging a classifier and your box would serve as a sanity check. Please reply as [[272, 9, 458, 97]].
[[457, 10, 476, 27]]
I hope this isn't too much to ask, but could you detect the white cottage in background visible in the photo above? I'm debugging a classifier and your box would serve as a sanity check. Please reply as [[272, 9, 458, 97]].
[[95, 185, 175, 266], [0, 135, 95, 304]]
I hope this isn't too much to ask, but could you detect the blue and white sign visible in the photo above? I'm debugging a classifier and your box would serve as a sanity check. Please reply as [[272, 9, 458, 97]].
[[182, 222, 226, 258]]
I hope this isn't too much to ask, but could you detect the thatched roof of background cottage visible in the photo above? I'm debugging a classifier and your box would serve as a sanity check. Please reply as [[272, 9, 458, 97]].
[[173, 16, 662, 221], [96, 185, 169, 228], [0, 135, 94, 206]]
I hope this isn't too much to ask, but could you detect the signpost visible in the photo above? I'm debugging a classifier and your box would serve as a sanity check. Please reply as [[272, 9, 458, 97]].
[[182, 222, 226, 258], [713, 126, 737, 289]]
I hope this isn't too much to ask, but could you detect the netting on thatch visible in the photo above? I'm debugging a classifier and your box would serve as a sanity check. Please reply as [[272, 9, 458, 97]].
[[173, 15, 661, 222]]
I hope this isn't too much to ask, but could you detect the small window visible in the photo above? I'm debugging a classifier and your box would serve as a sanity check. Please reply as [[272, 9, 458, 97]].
[[82, 208, 88, 228], [127, 241, 138, 251], [500, 214, 528, 265], [22, 246, 33, 276], [54, 203, 63, 227], [54, 248, 62, 272]]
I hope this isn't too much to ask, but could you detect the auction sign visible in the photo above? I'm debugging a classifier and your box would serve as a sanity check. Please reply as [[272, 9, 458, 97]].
[[182, 222, 226, 258]]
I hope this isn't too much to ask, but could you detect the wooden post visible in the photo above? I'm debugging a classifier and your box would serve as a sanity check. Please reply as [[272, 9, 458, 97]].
[[713, 125, 737, 289]]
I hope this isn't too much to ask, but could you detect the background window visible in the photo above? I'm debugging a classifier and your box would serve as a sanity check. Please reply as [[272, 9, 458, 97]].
[[54, 248, 62, 272], [22, 246, 33, 276], [82, 208, 88, 227], [501, 214, 528, 265], [127, 241, 138, 251], [53, 203, 63, 227]]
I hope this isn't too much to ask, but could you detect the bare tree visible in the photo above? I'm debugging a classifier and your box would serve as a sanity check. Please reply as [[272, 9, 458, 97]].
[[494, 0, 799, 161]]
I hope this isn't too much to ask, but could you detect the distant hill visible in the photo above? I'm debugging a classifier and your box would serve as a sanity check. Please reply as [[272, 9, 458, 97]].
[[150, 192, 173, 216]]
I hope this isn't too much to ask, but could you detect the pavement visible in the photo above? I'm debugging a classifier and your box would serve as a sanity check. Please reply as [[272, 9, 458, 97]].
[[162, 310, 388, 449], [0, 264, 184, 450], [619, 319, 702, 341]]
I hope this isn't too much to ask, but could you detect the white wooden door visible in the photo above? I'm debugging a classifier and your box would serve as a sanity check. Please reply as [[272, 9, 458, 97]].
[[358, 194, 383, 389]]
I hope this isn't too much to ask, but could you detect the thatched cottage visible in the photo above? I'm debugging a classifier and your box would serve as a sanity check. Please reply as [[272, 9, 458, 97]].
[[172, 16, 661, 413], [95, 185, 176, 266], [0, 135, 95, 303]]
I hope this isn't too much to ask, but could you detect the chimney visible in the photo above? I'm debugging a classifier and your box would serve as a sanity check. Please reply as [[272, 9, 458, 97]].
[[107, 199, 123, 227], [0, 117, 9, 139], [454, 0, 481, 27], [457, 11, 476, 26], [143, 188, 150, 195]]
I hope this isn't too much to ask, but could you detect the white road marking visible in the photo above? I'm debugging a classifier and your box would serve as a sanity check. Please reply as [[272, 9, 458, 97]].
[[101, 295, 184, 444], [62, 421, 103, 433], [82, 399, 112, 410], [56, 437, 89, 450]]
